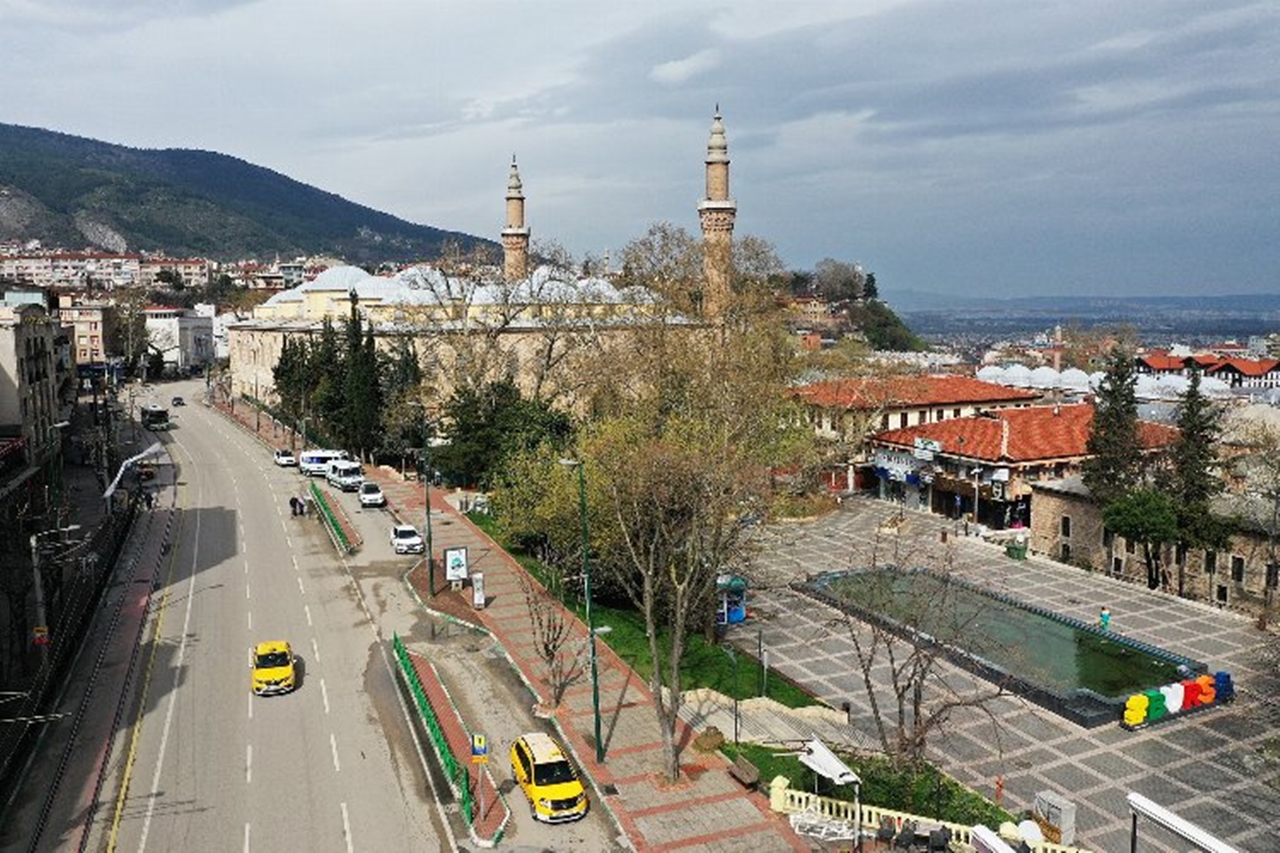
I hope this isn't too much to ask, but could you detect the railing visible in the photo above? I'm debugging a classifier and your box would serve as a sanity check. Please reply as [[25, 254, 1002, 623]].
[[308, 481, 354, 554], [392, 634, 473, 822], [769, 778, 1090, 853]]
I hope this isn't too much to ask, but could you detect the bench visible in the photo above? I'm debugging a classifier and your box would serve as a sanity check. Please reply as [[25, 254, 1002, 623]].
[[728, 754, 760, 790]]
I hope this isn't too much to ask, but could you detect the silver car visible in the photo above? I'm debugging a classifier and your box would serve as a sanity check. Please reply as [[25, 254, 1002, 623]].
[[390, 524, 424, 554]]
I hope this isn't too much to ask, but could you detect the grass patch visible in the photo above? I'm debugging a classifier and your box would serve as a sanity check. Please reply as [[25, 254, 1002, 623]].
[[464, 511, 818, 709], [720, 743, 1014, 828]]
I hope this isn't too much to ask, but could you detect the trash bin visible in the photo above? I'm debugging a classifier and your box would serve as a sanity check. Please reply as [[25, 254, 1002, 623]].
[[1006, 540, 1028, 560]]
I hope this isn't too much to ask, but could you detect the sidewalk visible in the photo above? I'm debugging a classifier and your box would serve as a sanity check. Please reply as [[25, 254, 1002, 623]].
[[372, 469, 808, 853]]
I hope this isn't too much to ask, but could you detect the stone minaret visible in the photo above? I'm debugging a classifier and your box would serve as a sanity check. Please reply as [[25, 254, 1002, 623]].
[[697, 107, 736, 319], [502, 155, 530, 281]]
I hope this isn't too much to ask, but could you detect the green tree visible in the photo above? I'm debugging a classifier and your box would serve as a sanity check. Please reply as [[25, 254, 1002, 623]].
[[309, 318, 345, 443], [435, 380, 573, 489], [813, 258, 867, 303], [1103, 489, 1179, 589], [1160, 369, 1233, 596], [1082, 345, 1142, 508]]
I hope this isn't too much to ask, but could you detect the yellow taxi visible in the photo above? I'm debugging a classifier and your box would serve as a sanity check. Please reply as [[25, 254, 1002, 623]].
[[510, 732, 588, 823], [250, 640, 297, 696]]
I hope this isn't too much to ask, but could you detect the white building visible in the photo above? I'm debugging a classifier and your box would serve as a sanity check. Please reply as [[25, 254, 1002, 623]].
[[144, 306, 214, 374]]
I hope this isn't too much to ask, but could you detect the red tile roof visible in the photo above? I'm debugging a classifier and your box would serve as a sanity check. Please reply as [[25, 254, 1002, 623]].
[[1138, 354, 1186, 372], [1205, 357, 1280, 377], [872, 403, 1179, 463], [793, 375, 1040, 410]]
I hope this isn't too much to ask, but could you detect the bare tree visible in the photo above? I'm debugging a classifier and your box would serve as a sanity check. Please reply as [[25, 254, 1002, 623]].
[[819, 536, 1011, 772], [515, 569, 585, 708]]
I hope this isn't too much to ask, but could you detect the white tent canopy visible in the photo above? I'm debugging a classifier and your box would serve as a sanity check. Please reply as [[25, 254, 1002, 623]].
[[796, 739, 860, 787]]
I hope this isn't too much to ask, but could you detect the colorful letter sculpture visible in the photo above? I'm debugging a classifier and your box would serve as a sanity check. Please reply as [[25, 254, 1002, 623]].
[[1121, 671, 1233, 729]]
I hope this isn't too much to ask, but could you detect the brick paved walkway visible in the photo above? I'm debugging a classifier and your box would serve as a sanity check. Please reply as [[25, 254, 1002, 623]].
[[376, 472, 808, 853]]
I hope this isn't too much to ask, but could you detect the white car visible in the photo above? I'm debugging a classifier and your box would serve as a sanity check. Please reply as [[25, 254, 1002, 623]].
[[274, 448, 297, 467], [359, 482, 386, 508], [390, 524, 424, 554]]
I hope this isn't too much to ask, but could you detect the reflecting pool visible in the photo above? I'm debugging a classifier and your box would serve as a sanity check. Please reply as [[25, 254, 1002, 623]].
[[797, 569, 1203, 727]]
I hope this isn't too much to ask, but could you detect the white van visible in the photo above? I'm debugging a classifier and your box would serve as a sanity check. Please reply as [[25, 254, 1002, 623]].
[[326, 459, 364, 491], [299, 449, 349, 476]]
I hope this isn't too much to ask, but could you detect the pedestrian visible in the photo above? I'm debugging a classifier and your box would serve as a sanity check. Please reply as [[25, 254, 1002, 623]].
[[289, 496, 299, 517], [144, 490, 154, 510], [1099, 606, 1111, 632]]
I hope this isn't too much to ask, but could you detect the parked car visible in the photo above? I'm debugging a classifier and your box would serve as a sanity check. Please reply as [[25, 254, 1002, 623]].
[[250, 640, 297, 696], [273, 448, 297, 467], [359, 481, 386, 508], [510, 732, 588, 823], [390, 524, 424, 554]]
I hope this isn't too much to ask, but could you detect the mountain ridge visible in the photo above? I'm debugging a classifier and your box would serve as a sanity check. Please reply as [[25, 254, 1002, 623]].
[[0, 122, 493, 264]]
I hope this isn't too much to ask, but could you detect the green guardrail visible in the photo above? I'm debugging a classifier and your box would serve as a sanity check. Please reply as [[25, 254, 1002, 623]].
[[309, 481, 354, 555], [393, 634, 473, 823]]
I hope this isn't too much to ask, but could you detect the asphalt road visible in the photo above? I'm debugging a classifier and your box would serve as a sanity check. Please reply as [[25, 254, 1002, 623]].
[[105, 381, 446, 853]]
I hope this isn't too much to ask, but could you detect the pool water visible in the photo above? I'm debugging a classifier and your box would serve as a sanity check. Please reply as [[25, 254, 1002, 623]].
[[799, 569, 1200, 725]]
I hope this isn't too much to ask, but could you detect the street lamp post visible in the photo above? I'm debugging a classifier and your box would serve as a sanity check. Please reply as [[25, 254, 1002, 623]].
[[410, 402, 437, 596], [723, 646, 740, 746], [561, 458, 603, 764], [30, 525, 81, 668]]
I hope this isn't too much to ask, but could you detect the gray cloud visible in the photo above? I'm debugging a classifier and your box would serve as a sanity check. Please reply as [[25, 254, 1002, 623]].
[[1, 0, 1277, 297]]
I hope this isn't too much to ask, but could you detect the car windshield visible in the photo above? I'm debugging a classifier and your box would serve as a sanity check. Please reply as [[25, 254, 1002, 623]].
[[532, 759, 577, 786], [255, 651, 291, 669], [394, 528, 417, 539], [361, 484, 379, 493]]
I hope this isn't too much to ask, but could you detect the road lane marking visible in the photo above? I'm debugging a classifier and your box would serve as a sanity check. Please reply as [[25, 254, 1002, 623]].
[[137, 497, 204, 853], [246, 744, 252, 784], [297, 576, 306, 595], [330, 733, 341, 773], [304, 604, 312, 627], [244, 559, 249, 575], [292, 555, 299, 573], [340, 802, 354, 853], [248, 694, 253, 720], [311, 637, 321, 663], [247, 610, 252, 631], [244, 822, 250, 853], [245, 583, 251, 600], [320, 678, 330, 714]]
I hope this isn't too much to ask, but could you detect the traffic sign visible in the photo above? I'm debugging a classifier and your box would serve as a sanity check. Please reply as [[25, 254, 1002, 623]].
[[471, 733, 488, 764]]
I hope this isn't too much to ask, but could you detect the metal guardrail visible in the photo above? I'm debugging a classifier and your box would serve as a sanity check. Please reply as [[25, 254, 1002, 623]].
[[308, 482, 354, 555], [392, 634, 473, 822]]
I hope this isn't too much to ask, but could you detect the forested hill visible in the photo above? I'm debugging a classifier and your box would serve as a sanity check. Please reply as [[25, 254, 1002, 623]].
[[0, 122, 493, 264]]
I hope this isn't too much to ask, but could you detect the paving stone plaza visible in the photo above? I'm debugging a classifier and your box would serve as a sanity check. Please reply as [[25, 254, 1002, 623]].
[[732, 495, 1280, 852]]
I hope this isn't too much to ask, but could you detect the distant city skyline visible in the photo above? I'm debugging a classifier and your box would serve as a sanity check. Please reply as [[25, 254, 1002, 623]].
[[4, 2, 1277, 298]]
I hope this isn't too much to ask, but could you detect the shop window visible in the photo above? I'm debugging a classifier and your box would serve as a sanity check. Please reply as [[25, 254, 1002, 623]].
[[1216, 585, 1228, 604], [1231, 555, 1245, 583], [1060, 515, 1071, 538], [1204, 551, 1216, 575]]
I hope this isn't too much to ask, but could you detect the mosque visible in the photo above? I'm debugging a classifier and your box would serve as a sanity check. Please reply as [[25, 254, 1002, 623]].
[[226, 109, 739, 409]]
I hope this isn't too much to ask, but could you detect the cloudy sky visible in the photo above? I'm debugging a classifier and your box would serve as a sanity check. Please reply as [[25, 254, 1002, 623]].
[[4, 1, 1278, 298]]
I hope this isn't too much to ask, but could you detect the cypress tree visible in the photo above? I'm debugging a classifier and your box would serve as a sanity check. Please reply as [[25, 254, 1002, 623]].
[[1082, 345, 1142, 508]]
